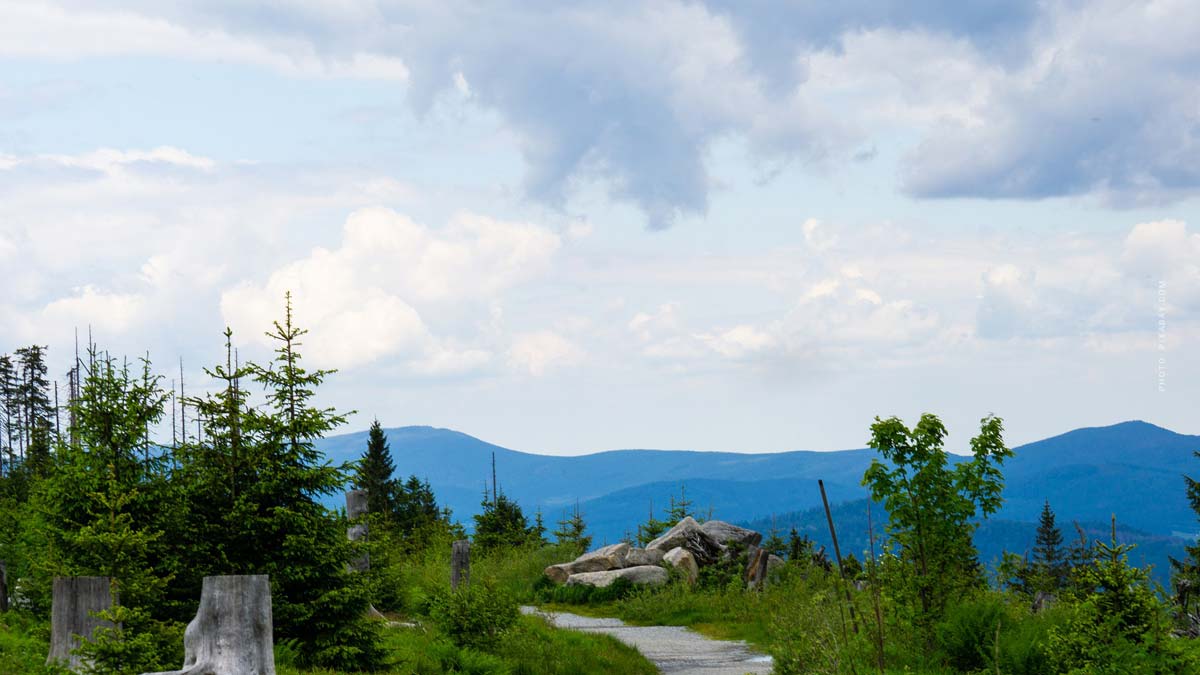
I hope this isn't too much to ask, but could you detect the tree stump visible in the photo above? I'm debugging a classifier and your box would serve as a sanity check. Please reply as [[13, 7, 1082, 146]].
[[142, 575, 274, 675], [47, 576, 113, 672], [346, 489, 369, 572], [451, 539, 471, 590], [0, 559, 8, 613]]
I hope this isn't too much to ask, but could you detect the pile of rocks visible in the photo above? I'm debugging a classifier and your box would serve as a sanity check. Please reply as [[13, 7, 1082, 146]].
[[543, 517, 783, 588]]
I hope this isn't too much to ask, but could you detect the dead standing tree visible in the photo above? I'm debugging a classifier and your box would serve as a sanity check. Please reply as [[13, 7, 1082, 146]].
[[47, 576, 113, 672], [143, 575, 275, 675]]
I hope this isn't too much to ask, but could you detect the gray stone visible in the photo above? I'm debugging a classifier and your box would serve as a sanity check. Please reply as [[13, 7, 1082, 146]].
[[663, 547, 699, 584], [647, 517, 723, 565], [566, 565, 669, 588], [701, 520, 763, 548], [143, 575, 275, 675], [48, 576, 113, 673], [545, 542, 630, 583], [624, 548, 664, 567]]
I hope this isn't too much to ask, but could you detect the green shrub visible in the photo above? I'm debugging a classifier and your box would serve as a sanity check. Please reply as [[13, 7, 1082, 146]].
[[427, 582, 520, 651], [935, 595, 1007, 672]]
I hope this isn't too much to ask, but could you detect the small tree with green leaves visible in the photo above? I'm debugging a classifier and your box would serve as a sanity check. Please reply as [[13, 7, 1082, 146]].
[[862, 413, 1011, 632]]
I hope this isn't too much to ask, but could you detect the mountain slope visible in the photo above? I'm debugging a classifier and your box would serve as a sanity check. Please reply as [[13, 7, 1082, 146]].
[[314, 420, 1200, 550]]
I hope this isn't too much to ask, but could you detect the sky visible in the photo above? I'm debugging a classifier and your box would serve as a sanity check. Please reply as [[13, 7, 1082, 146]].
[[1, 0, 1197, 455]]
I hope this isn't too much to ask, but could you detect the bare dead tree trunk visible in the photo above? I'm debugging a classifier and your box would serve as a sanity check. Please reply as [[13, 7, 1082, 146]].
[[47, 576, 113, 672], [346, 489, 369, 572], [142, 575, 274, 675], [451, 539, 471, 590]]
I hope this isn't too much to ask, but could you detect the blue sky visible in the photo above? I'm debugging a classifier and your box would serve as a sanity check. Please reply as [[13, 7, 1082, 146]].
[[1, 0, 1197, 454]]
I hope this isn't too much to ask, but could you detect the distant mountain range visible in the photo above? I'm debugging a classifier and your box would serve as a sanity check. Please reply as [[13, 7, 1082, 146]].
[[315, 420, 1200, 580]]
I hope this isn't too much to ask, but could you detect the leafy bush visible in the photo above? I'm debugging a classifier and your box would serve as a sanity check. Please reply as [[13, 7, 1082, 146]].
[[427, 582, 520, 651], [935, 595, 1007, 672]]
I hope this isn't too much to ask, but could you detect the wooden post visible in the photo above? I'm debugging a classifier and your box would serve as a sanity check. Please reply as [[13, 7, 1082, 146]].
[[867, 500, 885, 673], [451, 540, 471, 590], [0, 559, 8, 613], [820, 479, 859, 635], [143, 575, 274, 675], [48, 576, 113, 672], [346, 489, 369, 572]]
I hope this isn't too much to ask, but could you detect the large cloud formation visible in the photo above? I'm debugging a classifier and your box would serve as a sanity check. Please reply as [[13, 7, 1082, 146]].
[[21, 0, 1198, 226]]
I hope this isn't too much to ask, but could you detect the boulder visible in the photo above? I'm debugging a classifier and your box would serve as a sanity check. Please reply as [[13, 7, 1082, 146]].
[[565, 565, 668, 588], [544, 542, 631, 583], [663, 547, 699, 584], [647, 517, 722, 565], [700, 520, 762, 549], [767, 554, 784, 572], [623, 548, 664, 567]]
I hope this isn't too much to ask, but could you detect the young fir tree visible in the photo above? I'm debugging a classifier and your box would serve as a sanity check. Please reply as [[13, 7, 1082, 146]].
[[36, 348, 175, 671], [636, 498, 668, 546], [532, 508, 548, 545], [552, 502, 592, 555], [666, 483, 694, 523], [762, 515, 787, 558], [473, 490, 535, 552], [15, 346, 53, 475], [354, 419, 396, 517], [0, 354, 15, 476], [178, 298, 384, 670], [395, 474, 441, 535], [1032, 500, 1068, 593]]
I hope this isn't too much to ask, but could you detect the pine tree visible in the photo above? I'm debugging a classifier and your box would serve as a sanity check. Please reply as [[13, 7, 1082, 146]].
[[532, 508, 548, 545], [666, 483, 693, 523], [354, 419, 396, 517], [473, 491, 534, 552], [762, 515, 787, 558], [15, 345, 53, 469], [636, 498, 668, 546], [1032, 500, 1067, 593], [552, 502, 592, 555], [0, 355, 15, 476], [35, 346, 173, 670], [395, 474, 441, 536], [178, 296, 383, 670]]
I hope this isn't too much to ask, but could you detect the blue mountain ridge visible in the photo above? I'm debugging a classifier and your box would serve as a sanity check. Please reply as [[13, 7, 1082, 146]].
[[314, 420, 1200, 573]]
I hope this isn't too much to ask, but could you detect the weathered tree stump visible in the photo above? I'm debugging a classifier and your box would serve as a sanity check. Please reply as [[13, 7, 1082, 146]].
[[451, 539, 471, 590], [0, 559, 8, 613], [346, 489, 369, 573], [143, 575, 274, 675], [47, 576, 113, 672], [744, 546, 770, 590]]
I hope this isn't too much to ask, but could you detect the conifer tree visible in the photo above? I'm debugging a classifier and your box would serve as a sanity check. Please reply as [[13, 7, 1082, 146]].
[[636, 498, 668, 546], [15, 345, 53, 466], [1032, 500, 1068, 593], [762, 515, 787, 558], [473, 491, 534, 552], [354, 419, 396, 517], [553, 502, 592, 555], [178, 296, 383, 670]]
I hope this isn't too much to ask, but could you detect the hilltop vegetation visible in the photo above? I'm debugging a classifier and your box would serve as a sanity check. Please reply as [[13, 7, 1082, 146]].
[[3, 302, 1200, 674]]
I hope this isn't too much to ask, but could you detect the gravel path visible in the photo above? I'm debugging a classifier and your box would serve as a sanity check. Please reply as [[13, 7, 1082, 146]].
[[521, 606, 773, 675]]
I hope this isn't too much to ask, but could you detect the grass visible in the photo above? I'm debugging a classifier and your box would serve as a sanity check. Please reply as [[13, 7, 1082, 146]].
[[276, 614, 654, 675]]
